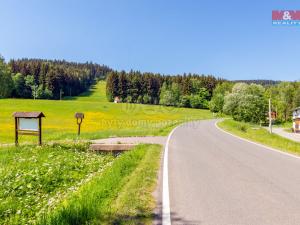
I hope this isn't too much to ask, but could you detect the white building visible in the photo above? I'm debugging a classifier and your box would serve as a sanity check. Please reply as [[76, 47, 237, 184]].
[[292, 107, 300, 133]]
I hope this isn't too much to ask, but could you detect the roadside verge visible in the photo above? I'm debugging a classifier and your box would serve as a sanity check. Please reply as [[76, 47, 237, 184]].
[[216, 119, 300, 159]]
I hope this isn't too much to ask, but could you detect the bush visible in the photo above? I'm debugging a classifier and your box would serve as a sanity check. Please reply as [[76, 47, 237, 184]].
[[209, 93, 224, 112], [0, 143, 114, 224], [237, 123, 248, 132], [137, 95, 143, 104], [143, 94, 150, 104], [126, 96, 133, 103], [179, 95, 190, 108], [223, 83, 267, 123], [190, 95, 209, 109], [37, 86, 53, 99], [159, 90, 176, 106]]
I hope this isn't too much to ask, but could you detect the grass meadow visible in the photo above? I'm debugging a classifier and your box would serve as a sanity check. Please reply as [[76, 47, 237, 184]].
[[218, 119, 300, 156], [0, 82, 213, 224], [0, 143, 114, 224], [0, 81, 212, 144], [0, 143, 161, 224], [39, 144, 161, 225]]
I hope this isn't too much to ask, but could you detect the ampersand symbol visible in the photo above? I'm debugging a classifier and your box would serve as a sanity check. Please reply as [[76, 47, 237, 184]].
[[283, 11, 292, 20]]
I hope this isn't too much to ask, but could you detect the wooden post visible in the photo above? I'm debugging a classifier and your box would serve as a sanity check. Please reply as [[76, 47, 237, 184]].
[[15, 117, 19, 146], [39, 118, 42, 145], [75, 113, 84, 137], [77, 118, 82, 136]]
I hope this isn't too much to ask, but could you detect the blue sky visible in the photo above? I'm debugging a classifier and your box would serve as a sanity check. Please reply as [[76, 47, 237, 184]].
[[0, 0, 299, 80]]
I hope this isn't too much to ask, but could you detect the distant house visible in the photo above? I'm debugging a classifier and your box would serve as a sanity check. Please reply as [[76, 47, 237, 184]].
[[114, 96, 121, 103], [292, 107, 300, 133]]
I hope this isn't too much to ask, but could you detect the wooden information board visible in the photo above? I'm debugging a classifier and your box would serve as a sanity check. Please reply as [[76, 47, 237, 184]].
[[13, 112, 45, 146]]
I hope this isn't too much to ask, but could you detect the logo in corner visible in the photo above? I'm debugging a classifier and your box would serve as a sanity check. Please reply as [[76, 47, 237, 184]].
[[272, 10, 300, 26]]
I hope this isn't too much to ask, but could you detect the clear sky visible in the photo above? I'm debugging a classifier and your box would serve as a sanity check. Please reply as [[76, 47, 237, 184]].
[[0, 0, 299, 80]]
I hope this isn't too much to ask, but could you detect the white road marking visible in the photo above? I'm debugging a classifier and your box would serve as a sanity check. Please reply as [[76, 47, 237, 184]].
[[215, 120, 300, 160], [163, 125, 181, 225]]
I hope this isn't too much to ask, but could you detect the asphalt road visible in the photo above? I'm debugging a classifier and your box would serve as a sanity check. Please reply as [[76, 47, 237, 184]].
[[168, 120, 300, 225]]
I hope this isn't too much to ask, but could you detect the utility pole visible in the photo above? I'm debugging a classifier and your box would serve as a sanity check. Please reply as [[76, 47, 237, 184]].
[[269, 98, 272, 134], [60, 89, 64, 100]]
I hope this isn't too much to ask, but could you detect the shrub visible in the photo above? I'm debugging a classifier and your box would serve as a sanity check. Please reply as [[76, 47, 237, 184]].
[[143, 94, 150, 104], [237, 123, 248, 132], [190, 95, 208, 109], [37, 86, 53, 99], [0, 143, 114, 224], [126, 96, 133, 103], [209, 93, 224, 112], [223, 83, 267, 123], [179, 95, 190, 108], [137, 95, 144, 104]]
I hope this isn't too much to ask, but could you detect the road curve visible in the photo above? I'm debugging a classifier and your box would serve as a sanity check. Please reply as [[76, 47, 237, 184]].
[[168, 119, 300, 225]]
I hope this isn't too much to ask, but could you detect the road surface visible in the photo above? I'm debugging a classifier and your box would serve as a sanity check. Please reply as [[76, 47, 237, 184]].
[[271, 127, 300, 143], [167, 120, 300, 225]]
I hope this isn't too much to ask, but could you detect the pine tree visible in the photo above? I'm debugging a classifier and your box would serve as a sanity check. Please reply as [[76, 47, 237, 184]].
[[0, 56, 13, 98]]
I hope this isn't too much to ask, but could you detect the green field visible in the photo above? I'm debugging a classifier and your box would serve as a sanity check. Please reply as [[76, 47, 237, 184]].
[[218, 119, 300, 156], [0, 81, 212, 144], [0, 82, 213, 224]]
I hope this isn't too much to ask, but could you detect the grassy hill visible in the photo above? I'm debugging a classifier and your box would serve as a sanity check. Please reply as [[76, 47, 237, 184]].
[[0, 81, 212, 144]]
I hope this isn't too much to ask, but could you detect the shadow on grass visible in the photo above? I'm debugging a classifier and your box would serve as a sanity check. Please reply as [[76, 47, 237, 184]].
[[101, 211, 201, 225], [153, 201, 202, 225], [42, 211, 200, 225], [63, 85, 97, 101]]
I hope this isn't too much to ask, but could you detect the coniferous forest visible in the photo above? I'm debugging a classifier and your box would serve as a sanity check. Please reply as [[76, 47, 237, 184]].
[[0, 56, 111, 99], [0, 54, 299, 122], [106, 70, 224, 109]]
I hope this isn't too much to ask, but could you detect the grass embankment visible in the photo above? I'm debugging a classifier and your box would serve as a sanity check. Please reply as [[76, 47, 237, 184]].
[[39, 144, 161, 225], [0, 143, 114, 224], [1, 143, 162, 224], [0, 81, 212, 144], [218, 119, 300, 156]]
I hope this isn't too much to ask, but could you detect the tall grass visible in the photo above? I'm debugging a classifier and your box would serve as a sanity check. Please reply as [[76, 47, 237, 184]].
[[39, 144, 161, 225], [0, 143, 114, 224]]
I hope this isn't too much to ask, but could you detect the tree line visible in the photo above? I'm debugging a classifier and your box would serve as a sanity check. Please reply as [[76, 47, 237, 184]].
[[106, 70, 224, 109], [0, 56, 111, 99], [210, 81, 300, 123], [233, 79, 280, 86], [2, 54, 296, 124]]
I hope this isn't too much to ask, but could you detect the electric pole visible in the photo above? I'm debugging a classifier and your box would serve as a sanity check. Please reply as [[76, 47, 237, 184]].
[[269, 98, 272, 134]]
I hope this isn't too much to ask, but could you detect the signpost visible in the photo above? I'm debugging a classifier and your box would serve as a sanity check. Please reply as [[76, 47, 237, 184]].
[[13, 112, 45, 146], [75, 112, 84, 136], [269, 98, 272, 134]]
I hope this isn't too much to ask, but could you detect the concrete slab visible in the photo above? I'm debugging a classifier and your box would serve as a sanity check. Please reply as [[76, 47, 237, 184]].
[[92, 136, 167, 146], [90, 143, 137, 152]]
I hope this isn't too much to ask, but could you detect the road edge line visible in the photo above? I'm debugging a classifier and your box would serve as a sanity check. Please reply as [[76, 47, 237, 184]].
[[214, 120, 300, 160], [162, 125, 181, 225]]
